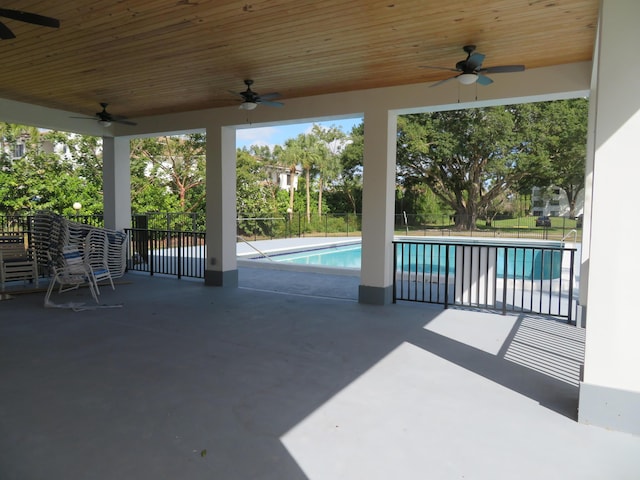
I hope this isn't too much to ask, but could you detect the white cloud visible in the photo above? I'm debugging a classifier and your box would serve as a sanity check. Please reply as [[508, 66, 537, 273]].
[[236, 126, 280, 149]]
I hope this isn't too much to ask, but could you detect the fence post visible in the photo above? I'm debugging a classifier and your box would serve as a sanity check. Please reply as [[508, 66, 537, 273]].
[[392, 242, 397, 303], [567, 249, 575, 325], [444, 244, 450, 309], [502, 247, 508, 315], [177, 231, 182, 279], [149, 230, 155, 276]]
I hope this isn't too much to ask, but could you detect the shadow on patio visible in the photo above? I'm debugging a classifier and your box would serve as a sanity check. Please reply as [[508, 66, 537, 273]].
[[0, 269, 638, 479]]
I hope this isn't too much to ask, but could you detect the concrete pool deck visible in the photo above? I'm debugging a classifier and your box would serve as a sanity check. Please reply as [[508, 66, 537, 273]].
[[1, 268, 638, 479]]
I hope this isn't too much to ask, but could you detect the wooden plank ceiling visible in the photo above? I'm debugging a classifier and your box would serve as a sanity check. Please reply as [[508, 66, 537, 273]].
[[0, 0, 598, 120]]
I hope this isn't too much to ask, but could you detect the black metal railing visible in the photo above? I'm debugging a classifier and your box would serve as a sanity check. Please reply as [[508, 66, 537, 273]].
[[2, 211, 583, 244], [125, 228, 206, 279], [393, 239, 578, 323]]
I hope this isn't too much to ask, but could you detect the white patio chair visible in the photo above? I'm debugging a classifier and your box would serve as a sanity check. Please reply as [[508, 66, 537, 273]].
[[44, 247, 99, 305], [84, 229, 115, 294]]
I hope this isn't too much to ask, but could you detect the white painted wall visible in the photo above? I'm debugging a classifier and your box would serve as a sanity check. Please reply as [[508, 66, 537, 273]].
[[102, 137, 131, 231], [582, 0, 640, 392], [205, 125, 238, 278], [359, 109, 397, 298]]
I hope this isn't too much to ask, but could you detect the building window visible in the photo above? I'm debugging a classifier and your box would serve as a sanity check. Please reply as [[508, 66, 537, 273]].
[[13, 143, 25, 158]]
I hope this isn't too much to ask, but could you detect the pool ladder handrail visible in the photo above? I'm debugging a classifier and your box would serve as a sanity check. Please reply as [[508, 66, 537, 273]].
[[562, 229, 577, 243], [237, 236, 274, 261]]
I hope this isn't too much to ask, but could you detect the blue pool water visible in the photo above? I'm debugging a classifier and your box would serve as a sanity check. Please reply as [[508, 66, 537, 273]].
[[260, 242, 563, 280], [270, 244, 362, 268]]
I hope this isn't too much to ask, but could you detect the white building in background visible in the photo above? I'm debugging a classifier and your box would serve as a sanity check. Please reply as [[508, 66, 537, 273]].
[[264, 165, 301, 191], [531, 186, 584, 218]]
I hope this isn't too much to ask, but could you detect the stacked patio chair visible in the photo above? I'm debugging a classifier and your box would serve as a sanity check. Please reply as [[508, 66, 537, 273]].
[[105, 229, 128, 279], [33, 212, 129, 305], [83, 228, 115, 293], [32, 211, 69, 276]]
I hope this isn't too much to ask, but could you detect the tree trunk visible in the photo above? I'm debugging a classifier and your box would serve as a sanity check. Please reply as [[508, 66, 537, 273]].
[[317, 177, 323, 218], [305, 168, 310, 222], [289, 166, 296, 220], [453, 210, 477, 230]]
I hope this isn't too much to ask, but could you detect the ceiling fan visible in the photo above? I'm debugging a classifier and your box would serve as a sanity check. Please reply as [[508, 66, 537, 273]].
[[422, 45, 525, 87], [0, 8, 60, 40], [71, 103, 137, 127], [230, 80, 284, 110]]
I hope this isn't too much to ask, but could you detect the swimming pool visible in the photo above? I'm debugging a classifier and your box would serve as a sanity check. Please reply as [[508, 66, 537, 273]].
[[263, 244, 362, 268], [252, 239, 567, 280]]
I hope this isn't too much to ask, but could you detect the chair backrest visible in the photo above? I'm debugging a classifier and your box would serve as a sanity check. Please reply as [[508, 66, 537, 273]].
[[84, 229, 109, 268], [61, 246, 87, 274]]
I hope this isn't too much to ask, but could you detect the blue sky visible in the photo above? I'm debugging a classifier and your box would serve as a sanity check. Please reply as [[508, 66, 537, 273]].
[[235, 117, 362, 150]]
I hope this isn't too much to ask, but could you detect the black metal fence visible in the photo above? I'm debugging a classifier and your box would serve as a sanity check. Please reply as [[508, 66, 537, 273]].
[[393, 239, 578, 323], [1, 212, 583, 243], [125, 228, 206, 279], [236, 212, 363, 240], [394, 213, 582, 242]]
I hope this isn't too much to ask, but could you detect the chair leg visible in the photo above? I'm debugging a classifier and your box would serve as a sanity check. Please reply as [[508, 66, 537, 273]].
[[44, 275, 59, 306], [87, 277, 99, 303]]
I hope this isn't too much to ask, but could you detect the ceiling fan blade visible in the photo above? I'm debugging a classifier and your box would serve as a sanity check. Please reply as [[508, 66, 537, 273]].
[[0, 9, 60, 28], [260, 100, 284, 108], [467, 52, 485, 70], [112, 118, 138, 126], [476, 74, 494, 86], [258, 92, 281, 101], [420, 65, 458, 72], [429, 75, 458, 88], [481, 65, 525, 74], [0, 20, 15, 39], [69, 116, 95, 121]]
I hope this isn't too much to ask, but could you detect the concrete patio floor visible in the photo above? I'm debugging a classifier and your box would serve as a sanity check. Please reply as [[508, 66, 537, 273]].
[[1, 268, 639, 479]]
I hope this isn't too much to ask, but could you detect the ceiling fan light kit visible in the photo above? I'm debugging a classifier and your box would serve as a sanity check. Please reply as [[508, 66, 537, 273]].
[[457, 73, 478, 85], [240, 101, 258, 111]]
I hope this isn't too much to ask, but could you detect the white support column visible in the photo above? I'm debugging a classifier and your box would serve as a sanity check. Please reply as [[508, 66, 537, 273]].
[[204, 124, 238, 287], [578, 0, 640, 435], [358, 109, 397, 305], [102, 136, 131, 231]]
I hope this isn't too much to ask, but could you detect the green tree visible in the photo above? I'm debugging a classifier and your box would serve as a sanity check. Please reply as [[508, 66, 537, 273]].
[[294, 133, 322, 222], [236, 147, 279, 215], [328, 122, 363, 214], [273, 140, 301, 220], [45, 130, 104, 214], [518, 99, 588, 217], [311, 124, 345, 217], [130, 134, 206, 212], [397, 108, 531, 230], [0, 126, 104, 215]]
